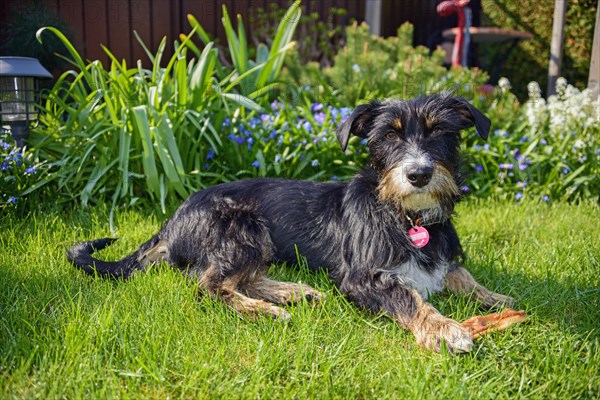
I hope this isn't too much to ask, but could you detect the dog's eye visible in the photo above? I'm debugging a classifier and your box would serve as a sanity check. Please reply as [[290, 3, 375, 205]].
[[385, 132, 400, 141]]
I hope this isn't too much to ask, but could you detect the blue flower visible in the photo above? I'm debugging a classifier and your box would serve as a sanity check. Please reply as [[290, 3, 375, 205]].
[[0, 162, 10, 171], [461, 185, 469, 192], [249, 117, 261, 128], [331, 175, 338, 181], [475, 164, 484, 172], [311, 160, 319, 167], [515, 192, 523, 201], [0, 141, 10, 150], [270, 100, 280, 111], [518, 163, 527, 171], [483, 144, 490, 151], [7, 196, 17, 204], [314, 112, 326, 125], [541, 195, 550, 203], [473, 144, 482, 150], [302, 121, 313, 132], [352, 64, 360, 72], [236, 137, 245, 145], [519, 136, 528, 143], [499, 163, 514, 169], [24, 166, 37, 175], [562, 168, 569, 174], [222, 117, 231, 127], [360, 138, 368, 145], [260, 114, 272, 123], [494, 129, 509, 137], [204, 162, 210, 169], [241, 128, 253, 137], [310, 103, 324, 113], [275, 155, 282, 163], [251, 161, 260, 168], [517, 181, 527, 188], [339, 107, 352, 118], [206, 148, 215, 160], [540, 138, 548, 145]]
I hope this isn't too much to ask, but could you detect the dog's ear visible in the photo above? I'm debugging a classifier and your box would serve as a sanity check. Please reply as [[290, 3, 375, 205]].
[[452, 97, 491, 140], [335, 102, 380, 151]]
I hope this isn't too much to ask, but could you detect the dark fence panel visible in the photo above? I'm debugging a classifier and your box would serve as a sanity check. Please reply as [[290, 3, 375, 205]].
[[0, 0, 366, 68]]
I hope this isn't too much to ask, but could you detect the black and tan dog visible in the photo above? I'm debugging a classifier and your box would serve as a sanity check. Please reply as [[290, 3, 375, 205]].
[[68, 93, 516, 353]]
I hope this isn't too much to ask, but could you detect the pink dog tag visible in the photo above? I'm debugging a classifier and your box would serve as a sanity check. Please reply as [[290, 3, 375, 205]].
[[409, 226, 430, 248]]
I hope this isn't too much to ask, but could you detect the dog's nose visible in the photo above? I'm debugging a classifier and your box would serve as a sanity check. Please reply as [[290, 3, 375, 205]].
[[406, 167, 433, 188]]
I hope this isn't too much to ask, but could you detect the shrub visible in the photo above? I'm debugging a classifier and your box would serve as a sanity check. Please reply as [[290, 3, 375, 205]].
[[463, 78, 600, 202], [203, 101, 364, 182], [29, 2, 301, 217], [284, 22, 489, 107], [0, 133, 49, 210], [481, 0, 597, 98]]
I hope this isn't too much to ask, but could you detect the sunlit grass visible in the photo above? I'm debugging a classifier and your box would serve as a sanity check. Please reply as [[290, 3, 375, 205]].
[[1, 199, 598, 399]]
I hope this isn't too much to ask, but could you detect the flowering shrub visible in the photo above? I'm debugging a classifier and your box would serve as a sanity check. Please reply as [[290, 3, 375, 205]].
[[203, 101, 365, 183], [0, 134, 48, 210], [463, 78, 599, 202], [284, 22, 489, 107]]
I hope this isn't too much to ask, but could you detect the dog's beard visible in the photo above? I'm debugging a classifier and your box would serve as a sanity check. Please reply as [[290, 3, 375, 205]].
[[377, 164, 459, 220]]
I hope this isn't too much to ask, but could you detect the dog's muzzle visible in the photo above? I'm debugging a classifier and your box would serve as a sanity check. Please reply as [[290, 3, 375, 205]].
[[377, 161, 460, 213]]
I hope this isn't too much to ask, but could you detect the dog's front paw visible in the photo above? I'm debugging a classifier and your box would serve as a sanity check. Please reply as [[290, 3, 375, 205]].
[[414, 314, 473, 354]]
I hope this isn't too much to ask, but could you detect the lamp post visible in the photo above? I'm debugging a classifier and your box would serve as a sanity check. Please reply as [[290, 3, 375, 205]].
[[0, 57, 52, 147]]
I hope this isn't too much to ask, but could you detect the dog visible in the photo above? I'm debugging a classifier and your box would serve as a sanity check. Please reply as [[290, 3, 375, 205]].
[[68, 93, 516, 353]]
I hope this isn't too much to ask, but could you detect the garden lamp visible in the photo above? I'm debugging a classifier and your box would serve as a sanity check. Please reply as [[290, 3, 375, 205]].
[[0, 57, 52, 147]]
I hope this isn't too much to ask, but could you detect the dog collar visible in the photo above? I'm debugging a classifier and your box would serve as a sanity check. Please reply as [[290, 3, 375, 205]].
[[405, 210, 449, 228]]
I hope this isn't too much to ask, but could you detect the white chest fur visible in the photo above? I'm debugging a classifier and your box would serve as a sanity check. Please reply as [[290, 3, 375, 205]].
[[390, 258, 449, 299]]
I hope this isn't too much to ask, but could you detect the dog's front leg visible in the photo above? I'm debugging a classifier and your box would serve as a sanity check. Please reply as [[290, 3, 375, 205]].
[[340, 276, 473, 353], [445, 266, 517, 309]]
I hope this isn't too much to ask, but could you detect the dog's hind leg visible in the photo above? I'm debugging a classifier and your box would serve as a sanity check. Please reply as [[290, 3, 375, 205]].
[[239, 276, 324, 305], [195, 267, 292, 320], [186, 197, 291, 319], [445, 266, 517, 309]]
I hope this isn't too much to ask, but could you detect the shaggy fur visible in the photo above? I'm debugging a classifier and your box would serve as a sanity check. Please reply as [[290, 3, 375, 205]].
[[68, 93, 516, 353]]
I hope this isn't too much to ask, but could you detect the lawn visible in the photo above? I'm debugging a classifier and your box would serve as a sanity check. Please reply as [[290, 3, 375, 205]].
[[1, 199, 599, 399]]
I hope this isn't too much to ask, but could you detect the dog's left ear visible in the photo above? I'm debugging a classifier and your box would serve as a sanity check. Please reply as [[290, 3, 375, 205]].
[[335, 102, 380, 151], [452, 97, 491, 140]]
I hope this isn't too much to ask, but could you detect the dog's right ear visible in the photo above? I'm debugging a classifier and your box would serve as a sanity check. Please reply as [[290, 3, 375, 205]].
[[335, 102, 380, 151]]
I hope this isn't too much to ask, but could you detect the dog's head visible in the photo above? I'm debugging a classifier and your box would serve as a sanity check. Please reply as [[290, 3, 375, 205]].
[[336, 93, 490, 218]]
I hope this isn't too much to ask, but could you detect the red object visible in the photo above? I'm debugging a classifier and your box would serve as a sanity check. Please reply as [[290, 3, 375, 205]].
[[437, 0, 471, 67]]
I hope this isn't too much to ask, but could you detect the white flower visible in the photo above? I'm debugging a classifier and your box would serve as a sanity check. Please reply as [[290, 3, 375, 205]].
[[498, 77, 511, 91]]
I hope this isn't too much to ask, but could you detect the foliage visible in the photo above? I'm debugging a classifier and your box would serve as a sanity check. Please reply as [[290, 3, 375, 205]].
[[251, 3, 348, 68], [29, 2, 301, 218], [285, 22, 489, 107], [1, 201, 599, 398], [202, 101, 362, 183], [463, 77, 600, 202], [0, 133, 49, 210], [0, 0, 74, 73], [481, 0, 597, 99]]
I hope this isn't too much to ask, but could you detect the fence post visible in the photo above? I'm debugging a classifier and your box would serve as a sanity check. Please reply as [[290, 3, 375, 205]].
[[588, 1, 600, 101], [547, 0, 567, 97]]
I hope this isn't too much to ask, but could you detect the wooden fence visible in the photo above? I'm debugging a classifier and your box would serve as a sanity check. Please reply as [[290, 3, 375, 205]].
[[0, 1, 465, 67]]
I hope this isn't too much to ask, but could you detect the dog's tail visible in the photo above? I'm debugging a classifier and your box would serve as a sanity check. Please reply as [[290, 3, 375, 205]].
[[67, 237, 164, 279]]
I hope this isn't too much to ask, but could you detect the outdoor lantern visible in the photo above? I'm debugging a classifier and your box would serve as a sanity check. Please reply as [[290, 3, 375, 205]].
[[0, 57, 52, 147]]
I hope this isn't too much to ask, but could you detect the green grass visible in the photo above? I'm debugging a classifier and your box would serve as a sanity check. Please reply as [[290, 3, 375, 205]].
[[1, 199, 599, 399]]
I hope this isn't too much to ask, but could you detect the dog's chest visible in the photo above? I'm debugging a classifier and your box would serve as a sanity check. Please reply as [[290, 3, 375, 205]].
[[391, 258, 449, 299]]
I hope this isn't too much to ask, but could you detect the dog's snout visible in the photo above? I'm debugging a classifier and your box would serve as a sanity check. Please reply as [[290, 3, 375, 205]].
[[407, 167, 433, 188]]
